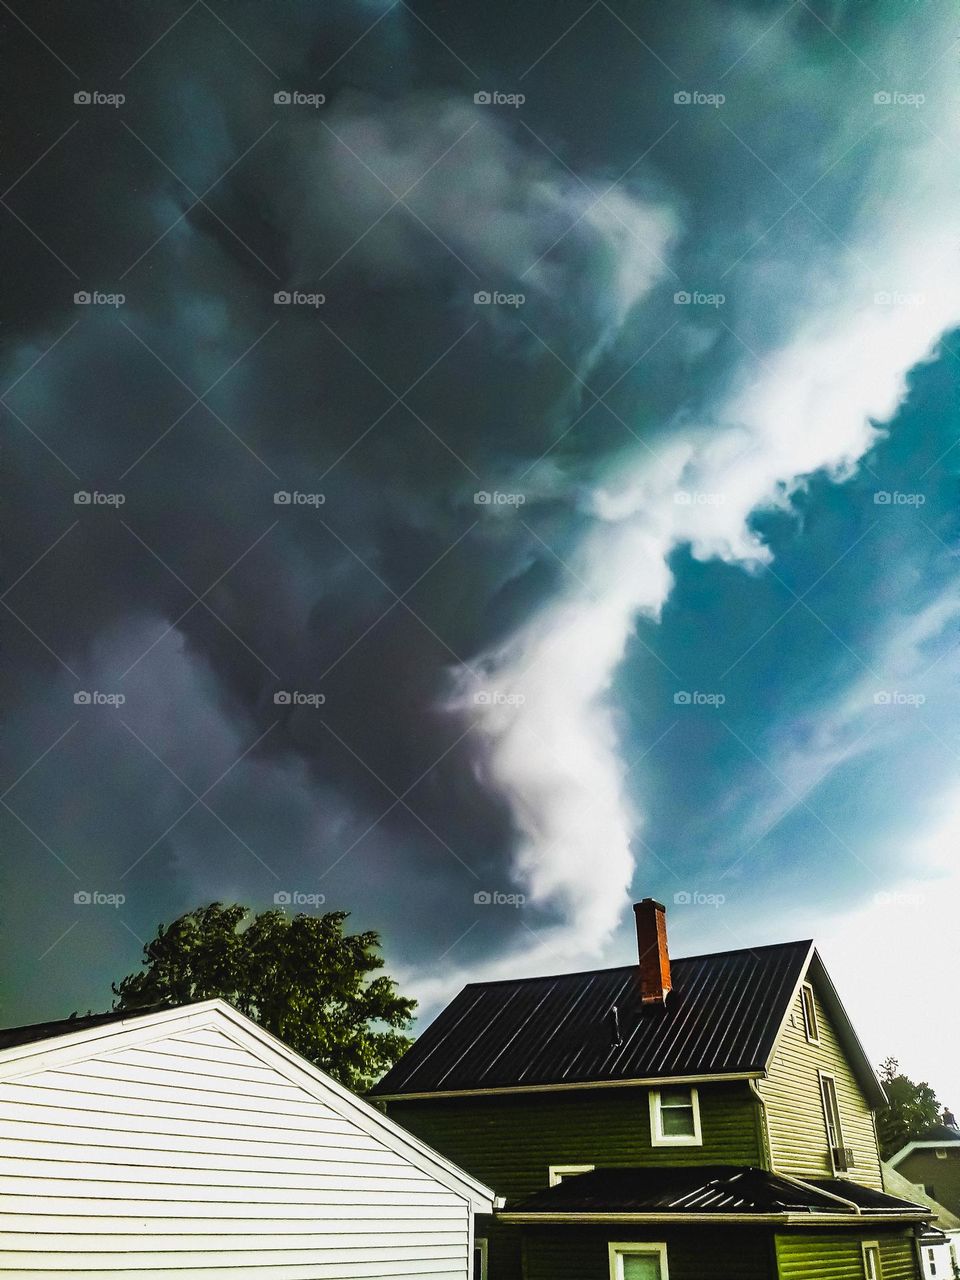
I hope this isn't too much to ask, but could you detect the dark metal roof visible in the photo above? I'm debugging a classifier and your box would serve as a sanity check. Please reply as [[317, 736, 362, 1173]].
[[0, 1005, 174, 1052], [373, 940, 812, 1096], [502, 1166, 929, 1218]]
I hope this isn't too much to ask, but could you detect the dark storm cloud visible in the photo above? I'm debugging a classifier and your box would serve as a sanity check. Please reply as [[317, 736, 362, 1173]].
[[2, 0, 958, 1020]]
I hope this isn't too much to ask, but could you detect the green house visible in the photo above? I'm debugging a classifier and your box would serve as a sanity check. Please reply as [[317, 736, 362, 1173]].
[[372, 899, 932, 1280]]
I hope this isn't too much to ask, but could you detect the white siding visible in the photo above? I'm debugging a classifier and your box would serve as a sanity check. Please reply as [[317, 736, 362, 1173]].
[[0, 1024, 472, 1279]]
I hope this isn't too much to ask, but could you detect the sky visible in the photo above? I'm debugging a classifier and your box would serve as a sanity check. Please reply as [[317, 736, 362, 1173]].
[[1, 0, 959, 1105]]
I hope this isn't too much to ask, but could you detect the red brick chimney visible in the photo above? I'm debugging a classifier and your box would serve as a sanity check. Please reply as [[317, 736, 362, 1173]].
[[634, 898, 672, 1005]]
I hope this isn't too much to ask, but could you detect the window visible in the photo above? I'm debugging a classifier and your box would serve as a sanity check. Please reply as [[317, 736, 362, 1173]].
[[801, 982, 820, 1043], [548, 1164, 594, 1187], [861, 1241, 882, 1279], [649, 1086, 702, 1146], [927, 1246, 937, 1276], [819, 1072, 846, 1169], [609, 1242, 669, 1280], [473, 1237, 488, 1280]]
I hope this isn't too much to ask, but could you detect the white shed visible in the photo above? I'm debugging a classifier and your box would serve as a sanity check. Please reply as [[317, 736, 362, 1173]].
[[0, 999, 494, 1279]]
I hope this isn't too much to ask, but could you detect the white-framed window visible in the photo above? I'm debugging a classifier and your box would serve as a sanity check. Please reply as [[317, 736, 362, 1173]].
[[801, 982, 820, 1043], [935, 1148, 948, 1159], [649, 1085, 702, 1146], [473, 1236, 488, 1280], [609, 1242, 669, 1280], [861, 1240, 882, 1279], [548, 1163, 595, 1187], [819, 1072, 846, 1169]]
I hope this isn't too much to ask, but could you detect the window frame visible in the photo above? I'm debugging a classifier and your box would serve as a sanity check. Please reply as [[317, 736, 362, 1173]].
[[800, 981, 820, 1043], [548, 1163, 595, 1187], [649, 1085, 702, 1147], [608, 1241, 669, 1280], [473, 1236, 488, 1280], [819, 1071, 846, 1171], [861, 1239, 882, 1280]]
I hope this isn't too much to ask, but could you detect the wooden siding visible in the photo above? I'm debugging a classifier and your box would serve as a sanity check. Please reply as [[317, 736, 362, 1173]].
[[388, 1081, 762, 1201], [757, 983, 883, 1189], [775, 1231, 919, 1280], [0, 1024, 472, 1279], [522, 1225, 773, 1280]]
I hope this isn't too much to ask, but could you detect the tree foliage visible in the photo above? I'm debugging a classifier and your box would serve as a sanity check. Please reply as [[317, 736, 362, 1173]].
[[875, 1056, 942, 1160], [113, 903, 416, 1092]]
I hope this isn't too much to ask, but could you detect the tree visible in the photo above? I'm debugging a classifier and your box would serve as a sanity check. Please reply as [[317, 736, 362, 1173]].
[[113, 903, 415, 1092], [875, 1056, 942, 1160]]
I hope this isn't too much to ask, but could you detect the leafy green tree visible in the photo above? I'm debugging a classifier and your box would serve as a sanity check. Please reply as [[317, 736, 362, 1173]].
[[876, 1056, 942, 1160], [113, 903, 415, 1092]]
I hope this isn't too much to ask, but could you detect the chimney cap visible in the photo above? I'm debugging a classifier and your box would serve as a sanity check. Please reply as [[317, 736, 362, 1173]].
[[634, 898, 667, 913]]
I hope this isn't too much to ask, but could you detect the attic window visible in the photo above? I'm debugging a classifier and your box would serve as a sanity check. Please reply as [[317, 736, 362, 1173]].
[[549, 1164, 594, 1187], [801, 982, 820, 1043], [649, 1086, 702, 1147]]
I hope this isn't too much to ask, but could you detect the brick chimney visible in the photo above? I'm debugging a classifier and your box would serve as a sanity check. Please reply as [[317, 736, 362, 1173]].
[[634, 898, 672, 1005]]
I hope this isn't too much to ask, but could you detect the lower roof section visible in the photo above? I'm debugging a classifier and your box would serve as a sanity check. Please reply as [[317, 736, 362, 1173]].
[[499, 1165, 932, 1225]]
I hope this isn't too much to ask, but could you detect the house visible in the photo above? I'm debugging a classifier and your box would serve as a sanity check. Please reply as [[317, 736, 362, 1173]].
[[372, 899, 932, 1280], [882, 1161, 960, 1280], [888, 1115, 960, 1220], [0, 998, 494, 1278]]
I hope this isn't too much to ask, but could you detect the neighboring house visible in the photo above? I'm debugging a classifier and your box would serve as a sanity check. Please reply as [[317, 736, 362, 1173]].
[[888, 1117, 960, 1221], [882, 1163, 960, 1280], [0, 999, 494, 1279], [372, 899, 932, 1280]]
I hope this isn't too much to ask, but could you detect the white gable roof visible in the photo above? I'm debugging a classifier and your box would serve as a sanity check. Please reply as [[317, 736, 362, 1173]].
[[0, 999, 495, 1213]]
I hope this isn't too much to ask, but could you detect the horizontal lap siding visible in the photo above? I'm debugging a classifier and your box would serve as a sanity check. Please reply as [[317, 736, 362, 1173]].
[[389, 1082, 761, 1200], [758, 986, 883, 1188], [523, 1225, 772, 1280], [775, 1232, 919, 1280], [0, 1027, 469, 1279]]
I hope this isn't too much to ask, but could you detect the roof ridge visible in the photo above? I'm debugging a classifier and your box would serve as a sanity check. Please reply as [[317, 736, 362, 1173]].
[[458, 938, 814, 989]]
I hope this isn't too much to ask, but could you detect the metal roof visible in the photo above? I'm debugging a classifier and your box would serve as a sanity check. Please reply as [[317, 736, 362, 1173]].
[[501, 1165, 929, 1218], [373, 939, 813, 1096], [0, 1006, 174, 1052]]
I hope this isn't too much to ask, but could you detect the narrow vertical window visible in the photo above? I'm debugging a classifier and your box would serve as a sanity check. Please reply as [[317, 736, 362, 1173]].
[[801, 982, 820, 1042]]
